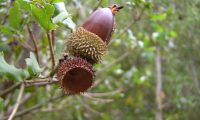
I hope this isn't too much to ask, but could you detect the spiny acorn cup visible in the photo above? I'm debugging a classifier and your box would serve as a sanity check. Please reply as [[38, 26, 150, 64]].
[[57, 56, 95, 94], [66, 4, 123, 64]]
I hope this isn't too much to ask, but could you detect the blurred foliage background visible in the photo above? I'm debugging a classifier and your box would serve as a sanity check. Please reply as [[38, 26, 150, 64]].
[[0, 0, 200, 120]]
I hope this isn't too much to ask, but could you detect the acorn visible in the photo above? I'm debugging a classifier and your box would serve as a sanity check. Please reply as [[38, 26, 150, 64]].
[[66, 4, 123, 64], [57, 56, 95, 94]]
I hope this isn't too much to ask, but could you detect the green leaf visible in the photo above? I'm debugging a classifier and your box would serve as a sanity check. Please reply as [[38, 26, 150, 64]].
[[9, 1, 21, 29], [145, 1, 153, 9], [30, 3, 57, 31], [25, 52, 41, 78], [52, 2, 76, 31], [150, 13, 167, 21], [51, 0, 64, 4], [169, 31, 177, 38], [0, 0, 6, 3], [0, 52, 28, 82], [17, 0, 31, 11], [0, 25, 15, 35]]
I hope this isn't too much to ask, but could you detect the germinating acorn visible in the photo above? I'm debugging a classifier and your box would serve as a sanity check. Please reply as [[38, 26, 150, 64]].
[[66, 4, 123, 64], [57, 56, 94, 94]]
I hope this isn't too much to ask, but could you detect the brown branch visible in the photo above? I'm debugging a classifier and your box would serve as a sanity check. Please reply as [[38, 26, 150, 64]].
[[190, 60, 200, 95], [8, 84, 25, 120], [155, 45, 163, 120], [1, 94, 64, 120], [18, 41, 35, 52], [46, 64, 59, 78], [93, 0, 102, 12], [27, 24, 40, 63], [24, 78, 58, 87], [0, 78, 58, 97], [51, 30, 55, 46], [109, 7, 146, 46], [47, 32, 55, 69], [0, 83, 21, 97], [6, 93, 32, 116]]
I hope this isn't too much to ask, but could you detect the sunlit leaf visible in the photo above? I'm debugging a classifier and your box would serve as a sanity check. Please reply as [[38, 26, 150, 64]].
[[9, 1, 21, 29], [0, 25, 14, 35], [150, 13, 167, 21], [52, 2, 76, 31], [0, 52, 28, 82], [25, 52, 42, 78], [18, 0, 31, 11], [30, 3, 58, 31], [51, 0, 63, 3]]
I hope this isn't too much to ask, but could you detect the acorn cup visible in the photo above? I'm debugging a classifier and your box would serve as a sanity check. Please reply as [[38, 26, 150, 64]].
[[57, 4, 123, 94], [57, 55, 95, 94]]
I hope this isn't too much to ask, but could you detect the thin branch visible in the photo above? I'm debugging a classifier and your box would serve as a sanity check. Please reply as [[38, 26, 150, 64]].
[[47, 32, 55, 69], [1, 94, 64, 120], [0, 83, 21, 97], [0, 78, 58, 97], [7, 94, 32, 116], [93, 0, 102, 12], [82, 94, 113, 103], [27, 24, 40, 63], [94, 50, 131, 87], [51, 30, 55, 46], [77, 96, 102, 116], [190, 60, 200, 95], [8, 84, 25, 120], [18, 41, 35, 52], [109, 7, 146, 46], [24, 78, 52, 84], [24, 78, 58, 87], [155, 45, 163, 120], [47, 64, 59, 78], [86, 89, 122, 97], [96, 50, 131, 75]]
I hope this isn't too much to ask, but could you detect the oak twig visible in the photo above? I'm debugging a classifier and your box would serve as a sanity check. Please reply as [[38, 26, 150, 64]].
[[109, 7, 146, 46], [27, 24, 40, 63], [51, 30, 55, 46], [47, 32, 55, 69], [1, 94, 64, 120], [93, 0, 102, 12], [24, 78, 58, 87], [86, 89, 122, 97], [155, 45, 163, 120], [8, 84, 25, 120], [0, 83, 21, 97]]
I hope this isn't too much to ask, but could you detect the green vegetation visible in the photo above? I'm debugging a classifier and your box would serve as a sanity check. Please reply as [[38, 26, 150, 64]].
[[0, 0, 199, 120]]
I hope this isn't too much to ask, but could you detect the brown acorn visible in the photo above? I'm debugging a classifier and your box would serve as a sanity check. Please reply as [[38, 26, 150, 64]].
[[83, 4, 123, 43], [66, 4, 123, 64], [57, 56, 94, 94]]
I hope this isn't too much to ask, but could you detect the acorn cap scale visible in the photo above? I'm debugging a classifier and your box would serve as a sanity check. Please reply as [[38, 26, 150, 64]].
[[57, 56, 95, 94], [66, 27, 107, 64]]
